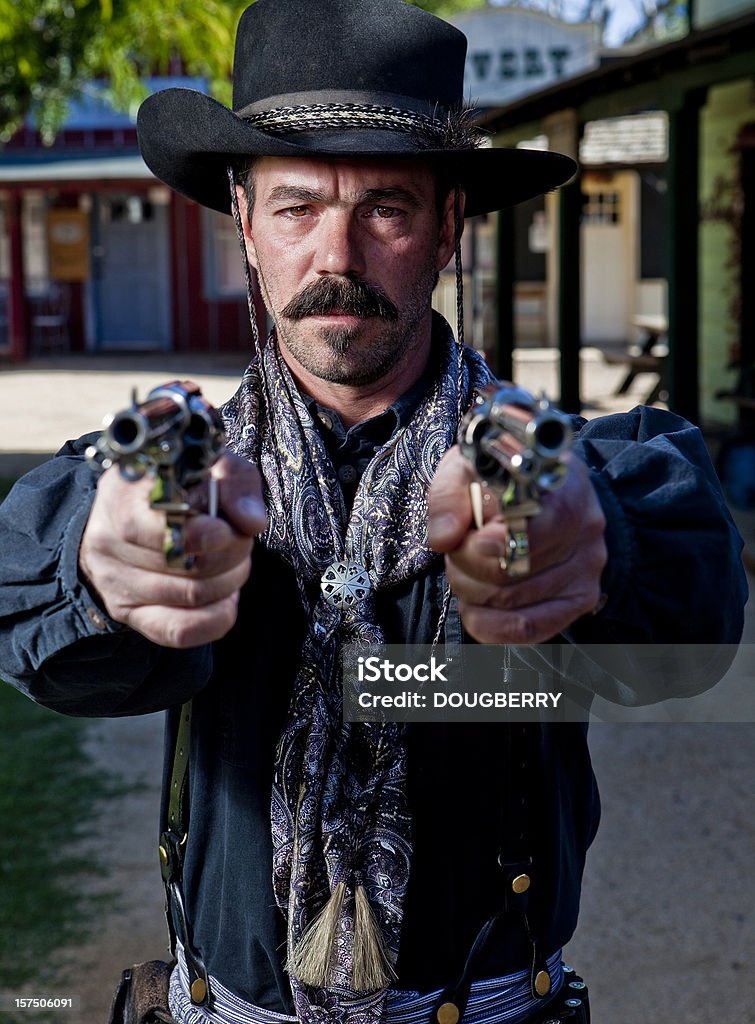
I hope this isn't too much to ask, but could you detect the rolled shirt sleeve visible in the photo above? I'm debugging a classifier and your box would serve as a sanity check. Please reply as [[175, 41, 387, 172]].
[[531, 405, 751, 708], [571, 405, 747, 644]]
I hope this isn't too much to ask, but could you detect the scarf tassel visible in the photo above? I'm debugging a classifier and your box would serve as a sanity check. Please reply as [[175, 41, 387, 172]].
[[287, 882, 394, 992], [353, 882, 395, 992]]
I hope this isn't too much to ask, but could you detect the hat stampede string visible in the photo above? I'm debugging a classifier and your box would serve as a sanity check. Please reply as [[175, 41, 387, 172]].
[[228, 166, 337, 620]]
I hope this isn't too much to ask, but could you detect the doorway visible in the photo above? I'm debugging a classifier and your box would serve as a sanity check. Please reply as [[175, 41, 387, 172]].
[[581, 171, 636, 345], [93, 193, 171, 349]]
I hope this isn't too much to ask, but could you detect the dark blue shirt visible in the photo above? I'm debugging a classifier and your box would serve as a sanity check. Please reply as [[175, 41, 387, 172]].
[[0, 388, 747, 1009]]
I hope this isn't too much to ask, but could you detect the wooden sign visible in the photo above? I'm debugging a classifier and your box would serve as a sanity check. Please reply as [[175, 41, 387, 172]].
[[48, 209, 90, 281], [450, 8, 599, 109]]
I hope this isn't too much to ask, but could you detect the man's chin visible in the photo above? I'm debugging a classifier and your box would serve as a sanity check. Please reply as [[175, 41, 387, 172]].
[[308, 345, 395, 387], [276, 316, 412, 386], [321, 327, 360, 356]]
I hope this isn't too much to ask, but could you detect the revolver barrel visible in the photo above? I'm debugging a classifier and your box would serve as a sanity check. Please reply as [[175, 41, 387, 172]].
[[87, 381, 225, 564], [461, 383, 572, 492], [458, 382, 573, 576], [104, 397, 186, 458]]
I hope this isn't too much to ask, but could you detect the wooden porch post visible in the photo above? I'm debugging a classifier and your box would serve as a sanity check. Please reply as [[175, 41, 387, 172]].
[[7, 190, 28, 362], [557, 172, 582, 414], [666, 90, 705, 422], [495, 206, 515, 381], [546, 109, 582, 414]]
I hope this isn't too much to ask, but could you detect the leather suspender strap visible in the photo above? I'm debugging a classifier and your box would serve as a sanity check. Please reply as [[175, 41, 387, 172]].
[[159, 700, 212, 1008], [167, 701, 192, 834], [499, 721, 550, 1001], [433, 699, 552, 1024]]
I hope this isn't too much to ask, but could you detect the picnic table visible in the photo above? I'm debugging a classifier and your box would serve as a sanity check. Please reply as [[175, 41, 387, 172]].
[[602, 315, 668, 405]]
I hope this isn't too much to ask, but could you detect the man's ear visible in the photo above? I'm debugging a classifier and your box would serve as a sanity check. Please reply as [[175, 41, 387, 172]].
[[437, 188, 464, 272], [235, 184, 259, 270]]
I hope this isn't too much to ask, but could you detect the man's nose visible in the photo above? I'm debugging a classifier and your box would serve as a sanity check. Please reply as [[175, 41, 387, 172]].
[[313, 211, 366, 278]]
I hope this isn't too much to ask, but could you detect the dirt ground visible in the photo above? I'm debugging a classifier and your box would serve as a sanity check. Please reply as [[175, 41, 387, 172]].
[[566, 722, 755, 1024], [60, 712, 168, 1022], [48, 685, 755, 1024]]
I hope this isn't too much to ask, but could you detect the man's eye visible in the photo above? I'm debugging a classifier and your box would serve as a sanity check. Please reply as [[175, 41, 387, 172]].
[[373, 206, 399, 219], [284, 206, 309, 217]]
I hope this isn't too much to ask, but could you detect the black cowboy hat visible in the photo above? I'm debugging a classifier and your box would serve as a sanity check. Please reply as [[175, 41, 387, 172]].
[[137, 0, 576, 218]]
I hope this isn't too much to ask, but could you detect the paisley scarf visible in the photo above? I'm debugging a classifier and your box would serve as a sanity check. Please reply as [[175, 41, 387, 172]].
[[222, 320, 493, 1024]]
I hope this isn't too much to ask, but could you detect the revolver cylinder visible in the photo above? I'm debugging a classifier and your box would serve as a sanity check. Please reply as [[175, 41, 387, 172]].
[[87, 381, 225, 564], [458, 382, 573, 575]]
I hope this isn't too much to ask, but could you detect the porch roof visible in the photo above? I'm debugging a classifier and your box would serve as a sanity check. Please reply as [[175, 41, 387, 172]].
[[0, 154, 153, 186]]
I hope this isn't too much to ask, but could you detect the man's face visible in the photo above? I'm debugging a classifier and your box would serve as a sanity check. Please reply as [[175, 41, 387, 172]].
[[239, 156, 457, 388]]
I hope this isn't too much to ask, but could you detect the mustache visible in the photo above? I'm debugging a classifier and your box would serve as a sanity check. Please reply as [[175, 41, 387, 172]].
[[280, 277, 398, 321]]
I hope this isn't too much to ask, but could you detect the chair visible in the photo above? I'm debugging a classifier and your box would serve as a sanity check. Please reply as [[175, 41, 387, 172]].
[[29, 283, 71, 354]]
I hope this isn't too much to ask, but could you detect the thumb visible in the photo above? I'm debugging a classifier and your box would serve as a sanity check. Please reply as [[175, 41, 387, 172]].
[[427, 446, 477, 552], [213, 452, 268, 536]]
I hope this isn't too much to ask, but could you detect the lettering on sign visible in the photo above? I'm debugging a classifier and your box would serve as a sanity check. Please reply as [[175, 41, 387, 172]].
[[470, 47, 573, 82], [451, 9, 600, 107]]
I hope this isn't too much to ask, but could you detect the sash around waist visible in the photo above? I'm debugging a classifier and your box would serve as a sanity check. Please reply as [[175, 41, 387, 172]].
[[168, 943, 564, 1024]]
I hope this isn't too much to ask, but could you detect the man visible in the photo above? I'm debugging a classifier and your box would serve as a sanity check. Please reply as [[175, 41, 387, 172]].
[[0, 2, 746, 1023]]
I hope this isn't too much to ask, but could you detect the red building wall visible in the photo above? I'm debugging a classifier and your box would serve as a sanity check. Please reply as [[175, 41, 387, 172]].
[[169, 194, 264, 354]]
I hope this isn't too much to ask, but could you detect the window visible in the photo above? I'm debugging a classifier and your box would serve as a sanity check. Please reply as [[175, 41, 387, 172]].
[[582, 191, 621, 225], [204, 208, 247, 298], [107, 196, 154, 224], [23, 192, 49, 293], [515, 195, 546, 281]]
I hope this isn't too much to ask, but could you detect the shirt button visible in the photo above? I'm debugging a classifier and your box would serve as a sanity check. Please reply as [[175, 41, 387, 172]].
[[534, 970, 552, 996], [436, 1003, 460, 1024], [86, 606, 108, 631], [338, 464, 358, 484], [318, 412, 333, 430]]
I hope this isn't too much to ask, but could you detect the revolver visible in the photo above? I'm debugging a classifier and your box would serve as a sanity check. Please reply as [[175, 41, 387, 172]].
[[86, 381, 226, 566], [458, 383, 573, 576]]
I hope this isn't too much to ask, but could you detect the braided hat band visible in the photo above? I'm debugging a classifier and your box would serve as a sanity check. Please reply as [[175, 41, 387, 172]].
[[240, 102, 487, 152]]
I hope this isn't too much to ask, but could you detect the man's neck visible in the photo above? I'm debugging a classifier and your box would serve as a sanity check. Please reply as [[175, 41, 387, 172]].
[[277, 329, 433, 428]]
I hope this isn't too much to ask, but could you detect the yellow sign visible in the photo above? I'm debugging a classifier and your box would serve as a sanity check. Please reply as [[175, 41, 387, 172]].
[[48, 209, 90, 281]]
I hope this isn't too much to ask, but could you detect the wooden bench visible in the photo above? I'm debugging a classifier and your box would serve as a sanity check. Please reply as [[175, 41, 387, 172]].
[[602, 315, 668, 405]]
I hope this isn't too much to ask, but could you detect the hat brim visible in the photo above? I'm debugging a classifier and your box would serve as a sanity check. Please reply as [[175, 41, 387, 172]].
[[137, 89, 576, 218]]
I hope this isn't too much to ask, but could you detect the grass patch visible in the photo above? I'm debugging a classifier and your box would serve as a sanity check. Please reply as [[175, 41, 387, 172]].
[[0, 682, 116, 996]]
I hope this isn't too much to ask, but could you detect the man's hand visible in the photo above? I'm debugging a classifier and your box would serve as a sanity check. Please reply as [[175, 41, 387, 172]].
[[428, 446, 607, 644], [79, 453, 266, 648]]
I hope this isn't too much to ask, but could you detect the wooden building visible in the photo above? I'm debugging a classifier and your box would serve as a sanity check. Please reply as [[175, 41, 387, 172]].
[[0, 79, 262, 362], [480, 1, 755, 425]]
